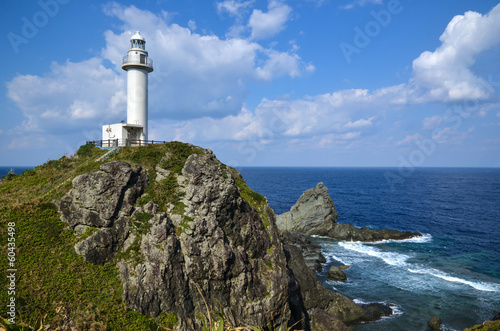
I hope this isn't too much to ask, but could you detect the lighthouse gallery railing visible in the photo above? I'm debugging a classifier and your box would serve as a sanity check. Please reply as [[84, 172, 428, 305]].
[[122, 56, 153, 68]]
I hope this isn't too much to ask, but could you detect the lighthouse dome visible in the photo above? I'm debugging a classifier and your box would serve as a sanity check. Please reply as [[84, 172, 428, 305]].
[[131, 31, 145, 42]]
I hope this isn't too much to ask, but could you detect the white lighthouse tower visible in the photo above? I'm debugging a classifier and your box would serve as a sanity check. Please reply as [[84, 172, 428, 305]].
[[102, 31, 153, 146]]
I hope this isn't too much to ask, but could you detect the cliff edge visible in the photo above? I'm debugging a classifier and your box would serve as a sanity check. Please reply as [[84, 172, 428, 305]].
[[0, 142, 394, 330]]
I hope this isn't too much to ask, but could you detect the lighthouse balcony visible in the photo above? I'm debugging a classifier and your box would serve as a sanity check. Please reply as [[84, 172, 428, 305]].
[[122, 55, 153, 72]]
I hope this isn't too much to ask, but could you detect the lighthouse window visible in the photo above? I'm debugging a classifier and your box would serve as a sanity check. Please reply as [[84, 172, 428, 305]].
[[140, 54, 146, 64]]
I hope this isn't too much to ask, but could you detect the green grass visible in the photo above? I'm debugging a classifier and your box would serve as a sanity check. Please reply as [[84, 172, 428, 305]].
[[464, 320, 500, 331], [111, 141, 203, 214], [230, 169, 274, 237], [0, 204, 161, 330]]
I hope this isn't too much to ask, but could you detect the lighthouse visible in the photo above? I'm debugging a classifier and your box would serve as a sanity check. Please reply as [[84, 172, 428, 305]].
[[101, 31, 153, 146]]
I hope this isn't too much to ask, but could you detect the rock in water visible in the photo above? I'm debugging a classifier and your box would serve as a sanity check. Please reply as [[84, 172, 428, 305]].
[[429, 316, 442, 330], [276, 182, 338, 236], [327, 266, 347, 282], [277, 182, 422, 241]]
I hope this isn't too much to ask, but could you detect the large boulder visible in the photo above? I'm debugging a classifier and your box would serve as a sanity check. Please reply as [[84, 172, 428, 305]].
[[429, 315, 442, 330], [55, 161, 148, 265], [276, 182, 338, 236], [327, 266, 347, 282], [311, 308, 352, 331]]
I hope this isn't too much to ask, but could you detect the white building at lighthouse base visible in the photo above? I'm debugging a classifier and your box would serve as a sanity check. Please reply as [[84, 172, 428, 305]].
[[101, 123, 145, 147]]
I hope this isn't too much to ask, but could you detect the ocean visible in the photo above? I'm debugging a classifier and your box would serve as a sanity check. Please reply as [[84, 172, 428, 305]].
[[0, 166, 33, 178], [238, 167, 500, 331]]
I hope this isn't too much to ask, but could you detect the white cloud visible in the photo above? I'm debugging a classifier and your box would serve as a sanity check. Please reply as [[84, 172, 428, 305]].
[[217, 0, 255, 17], [6, 58, 125, 134], [345, 116, 375, 128], [188, 20, 197, 31], [422, 116, 443, 131], [396, 133, 425, 146], [249, 0, 292, 40], [340, 0, 382, 10], [411, 4, 500, 103], [148, 87, 396, 145], [431, 126, 475, 145]]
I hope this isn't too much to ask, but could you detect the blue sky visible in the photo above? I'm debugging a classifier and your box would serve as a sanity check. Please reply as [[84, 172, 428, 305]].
[[1, 0, 500, 167]]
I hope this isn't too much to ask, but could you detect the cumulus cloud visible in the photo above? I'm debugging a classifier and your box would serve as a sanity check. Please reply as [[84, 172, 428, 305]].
[[396, 133, 425, 146], [6, 58, 125, 134], [149, 87, 397, 145], [345, 116, 375, 128], [249, 0, 292, 40], [411, 4, 500, 103], [7, 3, 311, 135]]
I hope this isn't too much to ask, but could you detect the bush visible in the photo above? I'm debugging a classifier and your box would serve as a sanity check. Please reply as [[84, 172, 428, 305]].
[[76, 143, 97, 157]]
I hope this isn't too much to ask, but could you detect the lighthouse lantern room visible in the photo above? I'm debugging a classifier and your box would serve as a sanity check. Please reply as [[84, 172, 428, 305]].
[[102, 31, 153, 147]]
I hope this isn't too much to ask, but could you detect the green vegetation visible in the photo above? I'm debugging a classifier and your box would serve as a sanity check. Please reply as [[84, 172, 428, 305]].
[[111, 142, 203, 214], [131, 212, 154, 235], [464, 320, 500, 331], [79, 226, 98, 240], [230, 169, 274, 236], [0, 203, 161, 330]]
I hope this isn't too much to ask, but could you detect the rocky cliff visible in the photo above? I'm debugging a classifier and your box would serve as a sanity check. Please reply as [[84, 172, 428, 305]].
[[276, 182, 422, 241], [46, 142, 394, 330], [55, 145, 289, 330]]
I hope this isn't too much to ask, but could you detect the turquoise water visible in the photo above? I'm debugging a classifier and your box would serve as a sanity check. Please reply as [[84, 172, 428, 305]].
[[239, 167, 500, 330]]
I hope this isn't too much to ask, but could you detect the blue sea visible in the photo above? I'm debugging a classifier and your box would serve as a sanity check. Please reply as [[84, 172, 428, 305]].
[[0, 166, 33, 178], [238, 167, 500, 331]]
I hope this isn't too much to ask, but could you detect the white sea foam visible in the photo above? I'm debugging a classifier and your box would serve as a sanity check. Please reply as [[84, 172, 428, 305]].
[[408, 268, 500, 292], [338, 242, 409, 267], [339, 241, 500, 293], [369, 233, 433, 244]]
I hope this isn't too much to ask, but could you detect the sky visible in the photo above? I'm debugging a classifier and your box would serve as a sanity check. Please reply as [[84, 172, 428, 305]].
[[1, 0, 500, 168]]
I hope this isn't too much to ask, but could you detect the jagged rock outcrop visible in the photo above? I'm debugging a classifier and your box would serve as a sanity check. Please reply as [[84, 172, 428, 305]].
[[281, 232, 326, 272], [330, 223, 422, 242], [311, 308, 352, 331], [54, 161, 148, 265], [284, 243, 392, 328], [277, 182, 422, 242], [56, 148, 289, 330], [277, 183, 338, 236]]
